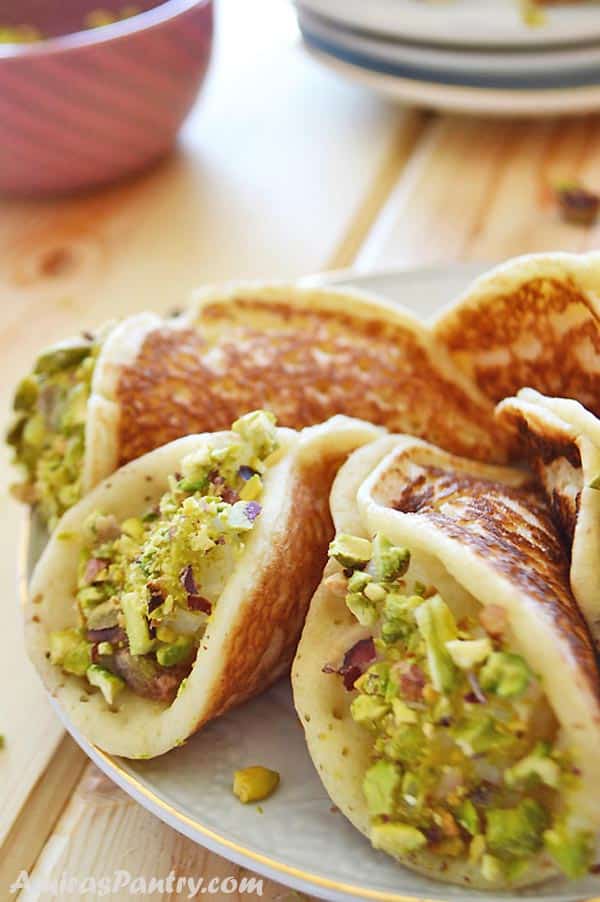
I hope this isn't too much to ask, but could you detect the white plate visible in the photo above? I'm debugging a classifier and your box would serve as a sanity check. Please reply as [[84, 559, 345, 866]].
[[298, 6, 600, 84], [303, 44, 600, 117], [27, 264, 600, 902], [296, 0, 600, 49]]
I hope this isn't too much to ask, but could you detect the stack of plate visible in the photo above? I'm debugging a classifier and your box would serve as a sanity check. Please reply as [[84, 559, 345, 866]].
[[294, 0, 600, 116]]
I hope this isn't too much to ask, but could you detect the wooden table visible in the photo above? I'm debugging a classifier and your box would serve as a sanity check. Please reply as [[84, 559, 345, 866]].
[[2, 2, 600, 899]]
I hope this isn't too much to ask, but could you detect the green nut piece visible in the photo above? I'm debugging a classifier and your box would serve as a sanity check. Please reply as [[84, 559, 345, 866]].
[[457, 799, 480, 836], [49, 628, 92, 677], [121, 591, 154, 656], [479, 651, 532, 699], [363, 760, 401, 817], [481, 854, 503, 883], [364, 582, 386, 603], [392, 698, 417, 725], [543, 826, 594, 879], [13, 375, 39, 411], [233, 766, 280, 803], [345, 592, 377, 627], [445, 637, 492, 670], [485, 799, 548, 859], [78, 585, 109, 610], [86, 664, 125, 705], [453, 715, 516, 757], [121, 517, 146, 541], [350, 695, 390, 728], [505, 742, 560, 789], [401, 771, 421, 805], [347, 570, 372, 593], [329, 534, 372, 569], [231, 410, 278, 459], [415, 594, 458, 693], [371, 822, 427, 857], [156, 635, 195, 668], [370, 534, 410, 582], [34, 342, 91, 375], [22, 414, 45, 449], [6, 413, 27, 449]]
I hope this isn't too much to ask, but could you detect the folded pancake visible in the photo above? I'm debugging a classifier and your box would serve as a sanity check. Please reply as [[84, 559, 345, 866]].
[[8, 282, 509, 529], [26, 411, 381, 759], [293, 436, 600, 888], [7, 314, 173, 530], [433, 252, 600, 415], [496, 388, 600, 649]]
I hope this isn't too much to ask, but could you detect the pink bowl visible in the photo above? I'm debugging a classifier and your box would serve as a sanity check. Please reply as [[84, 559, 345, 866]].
[[0, 0, 213, 196]]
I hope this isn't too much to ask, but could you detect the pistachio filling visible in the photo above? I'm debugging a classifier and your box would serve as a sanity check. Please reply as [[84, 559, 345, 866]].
[[327, 533, 594, 881], [48, 411, 279, 708], [7, 338, 99, 529]]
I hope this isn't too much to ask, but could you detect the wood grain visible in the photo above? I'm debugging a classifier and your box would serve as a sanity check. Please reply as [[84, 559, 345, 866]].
[[0, 736, 87, 889], [20, 763, 318, 901], [357, 114, 600, 271]]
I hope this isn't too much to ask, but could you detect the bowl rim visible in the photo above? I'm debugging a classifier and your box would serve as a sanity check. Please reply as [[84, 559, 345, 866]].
[[0, 0, 212, 60]]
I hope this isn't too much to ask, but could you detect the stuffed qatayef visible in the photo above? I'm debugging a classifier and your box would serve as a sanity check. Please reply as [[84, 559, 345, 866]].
[[8, 282, 508, 529], [26, 411, 381, 758], [434, 251, 600, 415], [293, 436, 600, 888], [496, 388, 600, 649]]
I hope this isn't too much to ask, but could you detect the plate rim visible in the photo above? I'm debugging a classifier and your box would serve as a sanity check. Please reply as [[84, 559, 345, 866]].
[[295, 0, 600, 49], [303, 44, 600, 117], [297, 7, 600, 78]]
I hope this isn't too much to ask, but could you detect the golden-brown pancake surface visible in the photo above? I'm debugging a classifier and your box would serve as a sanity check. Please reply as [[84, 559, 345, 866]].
[[116, 291, 507, 466], [434, 255, 600, 414]]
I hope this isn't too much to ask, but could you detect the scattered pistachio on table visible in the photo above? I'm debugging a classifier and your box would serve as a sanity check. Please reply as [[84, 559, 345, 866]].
[[556, 182, 600, 227]]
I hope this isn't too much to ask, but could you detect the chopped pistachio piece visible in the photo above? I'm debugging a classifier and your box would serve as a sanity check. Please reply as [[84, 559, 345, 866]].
[[364, 581, 386, 603], [156, 636, 194, 668], [348, 570, 372, 593], [49, 629, 92, 677], [351, 695, 390, 728], [445, 637, 492, 670], [415, 595, 457, 693], [481, 853, 503, 883], [457, 799, 480, 836], [345, 592, 377, 627], [13, 375, 38, 411], [233, 766, 280, 803], [392, 698, 417, 725], [486, 799, 548, 859], [86, 665, 125, 705], [371, 822, 427, 856], [370, 534, 410, 582], [543, 826, 594, 879], [239, 474, 262, 501], [505, 742, 560, 789], [363, 760, 401, 817], [479, 651, 532, 699], [329, 534, 372, 569]]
